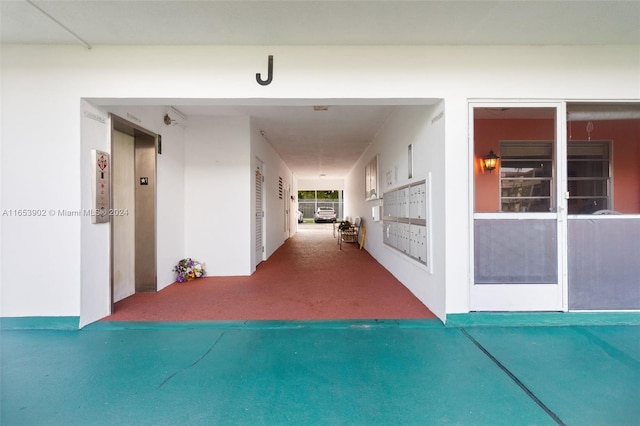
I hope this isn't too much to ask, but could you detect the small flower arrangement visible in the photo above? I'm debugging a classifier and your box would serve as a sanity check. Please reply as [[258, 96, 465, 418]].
[[173, 258, 206, 282]]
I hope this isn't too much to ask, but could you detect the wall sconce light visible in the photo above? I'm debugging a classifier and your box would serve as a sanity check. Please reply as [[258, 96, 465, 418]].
[[163, 107, 187, 127], [482, 149, 500, 173], [163, 114, 175, 125]]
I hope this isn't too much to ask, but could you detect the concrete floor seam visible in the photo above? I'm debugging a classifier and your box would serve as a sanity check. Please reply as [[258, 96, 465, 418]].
[[460, 328, 566, 426]]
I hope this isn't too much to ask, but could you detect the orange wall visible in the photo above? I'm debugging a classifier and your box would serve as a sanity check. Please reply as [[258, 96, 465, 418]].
[[474, 119, 554, 212], [474, 118, 640, 213], [567, 119, 640, 213]]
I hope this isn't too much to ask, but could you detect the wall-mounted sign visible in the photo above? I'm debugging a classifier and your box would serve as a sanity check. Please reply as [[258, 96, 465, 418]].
[[126, 112, 141, 124], [256, 55, 274, 86], [91, 150, 111, 224], [83, 110, 106, 124], [431, 111, 444, 124]]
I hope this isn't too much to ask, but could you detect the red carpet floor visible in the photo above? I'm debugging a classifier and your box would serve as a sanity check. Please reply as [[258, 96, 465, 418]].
[[105, 224, 436, 321]]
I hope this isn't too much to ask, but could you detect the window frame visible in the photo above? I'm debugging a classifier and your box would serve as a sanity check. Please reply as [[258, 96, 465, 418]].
[[499, 141, 555, 213]]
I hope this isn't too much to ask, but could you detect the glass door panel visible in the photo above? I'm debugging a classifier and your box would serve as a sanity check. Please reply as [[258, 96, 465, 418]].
[[471, 103, 566, 311], [566, 102, 640, 310]]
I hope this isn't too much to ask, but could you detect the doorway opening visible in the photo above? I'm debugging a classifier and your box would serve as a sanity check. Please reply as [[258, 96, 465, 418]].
[[110, 115, 158, 310], [298, 190, 343, 223], [91, 99, 443, 323]]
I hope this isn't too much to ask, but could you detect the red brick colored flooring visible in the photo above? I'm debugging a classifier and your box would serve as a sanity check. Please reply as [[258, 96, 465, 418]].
[[105, 223, 435, 321]]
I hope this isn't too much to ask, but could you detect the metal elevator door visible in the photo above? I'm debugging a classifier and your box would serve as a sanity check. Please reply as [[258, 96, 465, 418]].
[[111, 117, 157, 307]]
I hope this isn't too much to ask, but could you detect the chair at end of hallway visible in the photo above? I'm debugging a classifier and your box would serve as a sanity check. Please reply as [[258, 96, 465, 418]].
[[338, 217, 361, 249]]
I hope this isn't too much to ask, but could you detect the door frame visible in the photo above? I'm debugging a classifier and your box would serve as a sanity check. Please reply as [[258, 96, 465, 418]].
[[468, 101, 568, 312], [284, 183, 291, 238], [254, 158, 266, 268], [110, 114, 158, 311]]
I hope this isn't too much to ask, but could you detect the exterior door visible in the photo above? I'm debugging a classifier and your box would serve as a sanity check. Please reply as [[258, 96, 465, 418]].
[[284, 185, 290, 237], [470, 102, 567, 311], [255, 161, 265, 266]]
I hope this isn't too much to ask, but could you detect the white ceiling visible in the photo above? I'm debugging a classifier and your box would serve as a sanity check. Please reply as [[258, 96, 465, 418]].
[[3, 1, 639, 181], [2, 1, 639, 47], [166, 103, 440, 180]]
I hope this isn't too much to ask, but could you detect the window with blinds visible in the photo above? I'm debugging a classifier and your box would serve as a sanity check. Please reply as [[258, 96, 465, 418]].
[[567, 141, 611, 214], [499, 141, 554, 212]]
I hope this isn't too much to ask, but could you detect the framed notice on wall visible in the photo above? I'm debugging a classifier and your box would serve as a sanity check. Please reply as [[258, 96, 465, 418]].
[[365, 154, 379, 200], [91, 150, 111, 224]]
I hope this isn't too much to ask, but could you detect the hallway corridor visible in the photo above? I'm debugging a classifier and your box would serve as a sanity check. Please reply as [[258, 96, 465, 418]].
[[106, 223, 435, 321]]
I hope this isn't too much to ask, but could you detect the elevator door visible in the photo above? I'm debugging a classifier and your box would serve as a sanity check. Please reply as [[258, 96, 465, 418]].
[[133, 131, 157, 292], [111, 117, 157, 308]]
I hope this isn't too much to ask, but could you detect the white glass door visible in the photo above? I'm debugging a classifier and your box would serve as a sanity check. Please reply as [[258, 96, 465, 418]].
[[469, 102, 567, 311]]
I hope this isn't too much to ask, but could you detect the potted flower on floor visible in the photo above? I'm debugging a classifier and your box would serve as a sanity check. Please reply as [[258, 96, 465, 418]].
[[173, 258, 206, 283]]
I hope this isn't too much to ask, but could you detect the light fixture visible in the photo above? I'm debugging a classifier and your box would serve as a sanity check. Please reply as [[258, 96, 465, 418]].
[[482, 149, 500, 173], [164, 107, 187, 127]]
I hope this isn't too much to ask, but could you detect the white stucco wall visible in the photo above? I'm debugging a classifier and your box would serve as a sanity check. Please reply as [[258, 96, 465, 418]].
[[79, 101, 111, 326], [1, 44, 638, 322], [250, 119, 297, 265], [78, 103, 187, 326], [154, 112, 187, 291], [184, 116, 252, 276], [344, 104, 448, 320]]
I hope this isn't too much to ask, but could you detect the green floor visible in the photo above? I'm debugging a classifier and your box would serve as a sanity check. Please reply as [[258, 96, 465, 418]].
[[1, 320, 639, 425]]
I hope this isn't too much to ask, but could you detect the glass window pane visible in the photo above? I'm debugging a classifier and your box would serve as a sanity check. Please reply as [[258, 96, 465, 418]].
[[568, 160, 609, 178], [501, 198, 552, 213], [569, 198, 609, 214], [568, 179, 608, 197], [498, 141, 554, 213], [473, 107, 557, 214], [566, 141, 611, 214], [501, 142, 553, 158], [501, 160, 553, 178], [501, 179, 551, 197], [568, 142, 609, 158]]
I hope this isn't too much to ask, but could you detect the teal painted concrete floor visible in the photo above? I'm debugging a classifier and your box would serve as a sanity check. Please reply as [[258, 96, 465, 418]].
[[1, 321, 639, 425]]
